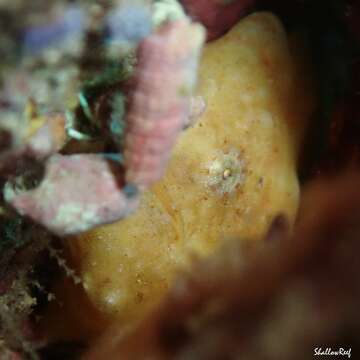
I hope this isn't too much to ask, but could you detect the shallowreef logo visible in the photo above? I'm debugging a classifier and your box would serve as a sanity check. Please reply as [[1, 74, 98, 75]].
[[314, 347, 352, 358]]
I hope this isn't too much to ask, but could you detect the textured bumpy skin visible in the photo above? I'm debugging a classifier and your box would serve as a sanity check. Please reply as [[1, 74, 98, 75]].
[[84, 173, 360, 360], [45, 13, 315, 339], [124, 19, 205, 189]]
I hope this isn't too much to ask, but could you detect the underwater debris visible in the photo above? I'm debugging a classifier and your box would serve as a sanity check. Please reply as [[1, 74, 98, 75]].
[[0, 113, 66, 177], [107, 1, 152, 45], [46, 244, 81, 285], [0, 270, 41, 359], [22, 5, 86, 55], [124, 18, 205, 189], [152, 0, 187, 27], [185, 95, 206, 127], [24, 113, 66, 157], [0, 119, 22, 154], [73, 57, 135, 143]]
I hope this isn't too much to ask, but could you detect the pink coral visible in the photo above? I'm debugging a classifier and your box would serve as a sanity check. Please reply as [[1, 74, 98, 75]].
[[124, 19, 205, 189], [5, 154, 139, 235]]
